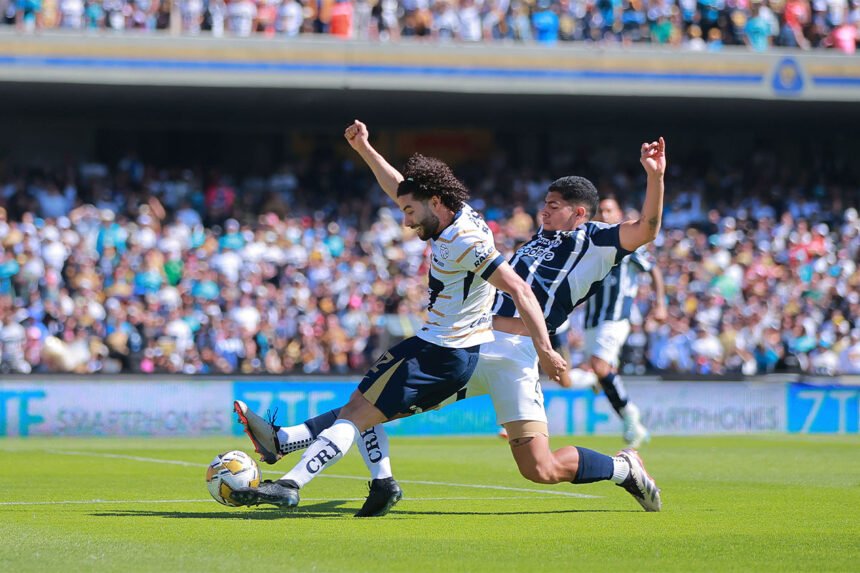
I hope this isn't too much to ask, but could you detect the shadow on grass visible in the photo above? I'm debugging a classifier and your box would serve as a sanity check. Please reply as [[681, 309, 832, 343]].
[[91, 502, 640, 519], [91, 500, 354, 519], [394, 508, 641, 516]]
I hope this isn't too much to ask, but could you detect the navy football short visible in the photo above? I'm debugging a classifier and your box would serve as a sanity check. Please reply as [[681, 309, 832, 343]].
[[357, 336, 480, 419]]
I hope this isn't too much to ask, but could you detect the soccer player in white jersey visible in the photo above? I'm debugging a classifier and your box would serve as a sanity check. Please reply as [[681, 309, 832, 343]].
[[231, 120, 567, 511], [583, 196, 667, 448], [237, 134, 667, 516]]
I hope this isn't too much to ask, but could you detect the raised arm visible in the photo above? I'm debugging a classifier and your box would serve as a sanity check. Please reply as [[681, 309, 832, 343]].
[[344, 120, 403, 202], [487, 262, 567, 382], [619, 137, 666, 252], [649, 264, 668, 322]]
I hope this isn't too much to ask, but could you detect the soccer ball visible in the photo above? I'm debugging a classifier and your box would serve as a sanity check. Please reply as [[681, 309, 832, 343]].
[[206, 450, 261, 507]]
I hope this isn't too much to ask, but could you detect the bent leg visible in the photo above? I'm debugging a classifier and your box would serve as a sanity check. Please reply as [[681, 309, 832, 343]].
[[280, 390, 388, 489], [506, 420, 631, 486], [591, 355, 629, 416], [506, 422, 580, 484]]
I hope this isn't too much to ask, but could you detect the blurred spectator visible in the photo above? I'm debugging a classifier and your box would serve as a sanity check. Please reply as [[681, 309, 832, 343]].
[[0, 139, 859, 377], [532, 0, 560, 43], [3, 0, 856, 51], [226, 0, 257, 35], [745, 3, 774, 50]]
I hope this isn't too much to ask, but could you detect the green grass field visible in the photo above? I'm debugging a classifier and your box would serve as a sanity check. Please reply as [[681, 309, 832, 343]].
[[3, 435, 858, 572]]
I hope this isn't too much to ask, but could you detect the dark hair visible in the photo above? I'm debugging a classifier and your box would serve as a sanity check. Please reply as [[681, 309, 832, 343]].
[[396, 153, 470, 212], [548, 176, 599, 219]]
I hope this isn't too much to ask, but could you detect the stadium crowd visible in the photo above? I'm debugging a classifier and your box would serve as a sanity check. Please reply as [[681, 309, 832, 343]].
[[0, 144, 859, 377], [2, 0, 858, 52]]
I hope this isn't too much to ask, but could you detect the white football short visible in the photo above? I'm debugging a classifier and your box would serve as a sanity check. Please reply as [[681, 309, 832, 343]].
[[438, 330, 546, 425], [583, 319, 631, 367]]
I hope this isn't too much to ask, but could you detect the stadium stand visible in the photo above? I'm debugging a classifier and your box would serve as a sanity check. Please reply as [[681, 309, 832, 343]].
[[1, 141, 858, 376], [1, 0, 857, 52]]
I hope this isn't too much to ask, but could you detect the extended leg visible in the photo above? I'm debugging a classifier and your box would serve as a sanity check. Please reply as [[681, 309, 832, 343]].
[[232, 390, 387, 508], [504, 420, 661, 511]]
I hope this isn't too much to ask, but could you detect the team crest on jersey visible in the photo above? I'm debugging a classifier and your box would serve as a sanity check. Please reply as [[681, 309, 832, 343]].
[[439, 245, 450, 259]]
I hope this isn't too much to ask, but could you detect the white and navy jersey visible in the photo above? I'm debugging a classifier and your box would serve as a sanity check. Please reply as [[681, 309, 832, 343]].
[[492, 222, 630, 334], [584, 247, 654, 328], [419, 203, 506, 349]]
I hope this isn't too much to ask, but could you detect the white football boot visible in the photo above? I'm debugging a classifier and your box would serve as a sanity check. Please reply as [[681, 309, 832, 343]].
[[616, 448, 662, 512], [621, 403, 651, 449]]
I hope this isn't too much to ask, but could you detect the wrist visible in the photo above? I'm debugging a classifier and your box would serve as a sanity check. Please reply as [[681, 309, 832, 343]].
[[536, 342, 553, 354]]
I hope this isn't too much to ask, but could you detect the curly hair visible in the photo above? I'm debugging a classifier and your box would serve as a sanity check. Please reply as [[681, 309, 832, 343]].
[[548, 176, 599, 219], [396, 153, 470, 212]]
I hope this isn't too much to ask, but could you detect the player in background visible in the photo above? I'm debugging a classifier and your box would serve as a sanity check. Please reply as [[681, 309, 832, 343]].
[[231, 120, 567, 512], [237, 131, 667, 516], [583, 196, 667, 448]]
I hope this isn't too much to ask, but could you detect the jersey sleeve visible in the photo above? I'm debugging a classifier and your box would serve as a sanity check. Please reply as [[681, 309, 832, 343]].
[[450, 234, 505, 280], [629, 247, 654, 272], [585, 222, 631, 265]]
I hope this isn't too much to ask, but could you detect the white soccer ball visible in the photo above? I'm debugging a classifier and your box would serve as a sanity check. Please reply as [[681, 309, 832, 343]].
[[206, 450, 261, 507]]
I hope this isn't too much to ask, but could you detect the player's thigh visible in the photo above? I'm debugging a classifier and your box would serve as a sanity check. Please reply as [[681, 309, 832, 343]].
[[338, 389, 389, 431], [482, 334, 547, 426], [506, 429, 553, 475], [424, 334, 516, 412], [584, 320, 630, 367]]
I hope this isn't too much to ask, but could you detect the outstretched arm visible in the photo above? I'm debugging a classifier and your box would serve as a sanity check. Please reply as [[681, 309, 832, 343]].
[[619, 137, 666, 252], [344, 120, 403, 202], [487, 262, 567, 382], [649, 264, 668, 322]]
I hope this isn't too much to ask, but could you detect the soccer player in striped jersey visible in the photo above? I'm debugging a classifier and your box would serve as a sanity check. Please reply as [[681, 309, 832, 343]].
[[231, 120, 567, 511], [583, 196, 667, 448], [237, 136, 667, 516]]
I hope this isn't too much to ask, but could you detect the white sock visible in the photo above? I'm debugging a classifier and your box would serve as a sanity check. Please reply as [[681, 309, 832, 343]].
[[276, 424, 314, 455], [620, 403, 641, 422], [610, 457, 631, 484], [281, 419, 358, 488], [357, 425, 393, 480]]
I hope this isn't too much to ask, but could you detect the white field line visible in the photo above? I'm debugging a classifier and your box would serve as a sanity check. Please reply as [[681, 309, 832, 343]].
[[46, 449, 600, 499], [0, 496, 575, 507]]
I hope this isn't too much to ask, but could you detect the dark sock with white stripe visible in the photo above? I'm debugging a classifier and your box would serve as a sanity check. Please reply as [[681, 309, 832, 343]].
[[598, 372, 629, 416], [305, 408, 341, 438], [274, 408, 342, 456], [572, 447, 630, 484]]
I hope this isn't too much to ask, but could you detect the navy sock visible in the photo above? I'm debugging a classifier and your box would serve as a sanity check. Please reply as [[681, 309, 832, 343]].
[[598, 372, 628, 416], [304, 408, 341, 438], [572, 447, 614, 484]]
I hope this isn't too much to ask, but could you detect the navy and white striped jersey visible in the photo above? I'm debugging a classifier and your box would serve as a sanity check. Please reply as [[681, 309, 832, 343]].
[[492, 222, 630, 334], [584, 247, 654, 329]]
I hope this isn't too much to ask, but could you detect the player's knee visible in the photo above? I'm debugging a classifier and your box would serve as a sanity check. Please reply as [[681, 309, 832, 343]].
[[339, 391, 384, 431], [590, 357, 611, 378]]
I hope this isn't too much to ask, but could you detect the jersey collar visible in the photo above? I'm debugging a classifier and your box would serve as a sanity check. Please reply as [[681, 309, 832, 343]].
[[431, 208, 463, 241]]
